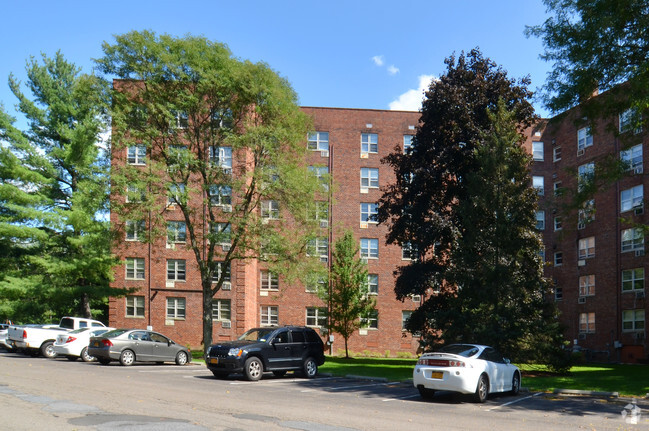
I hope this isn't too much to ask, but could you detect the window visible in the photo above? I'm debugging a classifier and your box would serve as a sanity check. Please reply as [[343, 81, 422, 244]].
[[309, 166, 329, 190], [622, 309, 645, 331], [167, 221, 187, 243], [367, 274, 378, 295], [125, 258, 145, 280], [553, 181, 562, 196], [622, 268, 644, 292], [621, 144, 643, 171], [621, 185, 643, 212], [126, 220, 145, 241], [127, 145, 146, 165], [402, 242, 419, 260], [554, 286, 563, 301], [577, 127, 593, 150], [360, 238, 379, 259], [307, 237, 328, 260], [554, 252, 563, 267], [361, 309, 378, 329], [212, 299, 231, 322], [619, 108, 641, 133], [260, 306, 278, 326], [310, 201, 328, 223], [260, 270, 278, 291], [579, 312, 595, 333], [126, 296, 145, 318], [360, 203, 378, 223], [212, 261, 231, 283], [622, 228, 644, 252], [210, 146, 233, 172], [579, 275, 595, 297], [261, 200, 279, 220], [167, 259, 186, 281], [361, 133, 378, 153], [578, 236, 595, 259], [167, 183, 186, 206], [360, 168, 379, 188], [535, 211, 545, 230], [166, 297, 186, 320], [306, 307, 327, 327], [553, 146, 562, 162], [307, 131, 329, 151], [532, 176, 544, 195], [532, 141, 544, 161], [209, 185, 232, 207], [305, 275, 327, 293], [553, 216, 562, 231], [578, 162, 594, 191], [402, 311, 413, 330], [403, 135, 414, 153], [211, 108, 234, 129], [126, 184, 146, 203], [211, 222, 231, 245], [578, 199, 595, 227], [170, 110, 188, 129]]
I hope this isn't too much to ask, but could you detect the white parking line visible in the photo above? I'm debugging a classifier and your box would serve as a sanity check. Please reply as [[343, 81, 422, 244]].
[[229, 377, 337, 386], [486, 392, 543, 411], [329, 382, 392, 391], [382, 394, 421, 402]]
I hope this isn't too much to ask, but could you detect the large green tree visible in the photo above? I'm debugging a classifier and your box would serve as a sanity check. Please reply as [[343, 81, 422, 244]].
[[320, 231, 374, 358], [0, 52, 118, 323], [378, 49, 564, 363], [97, 31, 322, 353]]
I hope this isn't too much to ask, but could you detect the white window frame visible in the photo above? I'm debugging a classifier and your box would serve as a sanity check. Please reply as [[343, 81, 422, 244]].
[[307, 132, 329, 151], [260, 270, 279, 291], [622, 309, 645, 332], [360, 168, 379, 188], [167, 259, 186, 281], [166, 297, 186, 320], [403, 135, 413, 153], [553, 252, 563, 267], [210, 146, 233, 172], [170, 110, 188, 129], [209, 185, 232, 207], [125, 296, 145, 318], [126, 184, 146, 203], [367, 273, 378, 295], [260, 305, 278, 326], [620, 185, 643, 212], [622, 228, 644, 252], [536, 211, 545, 230], [309, 166, 329, 190], [212, 261, 231, 283], [167, 183, 186, 206], [578, 236, 595, 259], [212, 222, 231, 245], [578, 162, 594, 191], [622, 268, 644, 292], [360, 238, 379, 259], [261, 200, 280, 220], [125, 257, 145, 280], [619, 108, 642, 133], [167, 221, 187, 244], [577, 127, 593, 150], [532, 141, 544, 161], [360, 203, 378, 223], [553, 146, 562, 162], [402, 311, 413, 331], [127, 145, 146, 165], [126, 220, 145, 241], [620, 144, 643, 171], [553, 216, 562, 231], [306, 307, 327, 327], [532, 176, 544, 195], [307, 237, 328, 259], [579, 274, 595, 297], [402, 242, 419, 260], [361, 133, 378, 154], [361, 309, 378, 330], [579, 312, 595, 333], [212, 299, 231, 322]]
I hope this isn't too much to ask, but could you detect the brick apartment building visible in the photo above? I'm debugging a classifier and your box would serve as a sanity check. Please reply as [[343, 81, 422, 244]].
[[109, 102, 647, 362]]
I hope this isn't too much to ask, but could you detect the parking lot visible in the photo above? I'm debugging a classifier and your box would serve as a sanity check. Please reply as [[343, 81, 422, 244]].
[[0, 350, 647, 430]]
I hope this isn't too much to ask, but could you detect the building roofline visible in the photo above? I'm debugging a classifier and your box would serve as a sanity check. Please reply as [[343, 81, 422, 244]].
[[300, 106, 420, 114]]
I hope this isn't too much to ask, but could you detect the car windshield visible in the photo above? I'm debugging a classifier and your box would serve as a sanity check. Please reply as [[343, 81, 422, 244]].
[[436, 344, 480, 358], [100, 329, 129, 338], [238, 328, 276, 342]]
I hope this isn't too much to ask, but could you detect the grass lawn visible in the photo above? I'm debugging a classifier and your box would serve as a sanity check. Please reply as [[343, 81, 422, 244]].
[[320, 357, 649, 397]]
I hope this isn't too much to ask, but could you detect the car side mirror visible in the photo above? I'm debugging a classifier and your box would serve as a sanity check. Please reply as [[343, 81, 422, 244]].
[[504, 358, 510, 364], [168, 340, 173, 346]]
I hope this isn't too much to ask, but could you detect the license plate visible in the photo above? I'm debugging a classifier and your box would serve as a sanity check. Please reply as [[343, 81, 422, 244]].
[[209, 358, 219, 365], [430, 371, 443, 379], [93, 341, 100, 347]]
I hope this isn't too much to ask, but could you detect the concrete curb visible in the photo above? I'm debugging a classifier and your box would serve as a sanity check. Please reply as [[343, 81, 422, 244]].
[[553, 388, 619, 398], [345, 374, 388, 382]]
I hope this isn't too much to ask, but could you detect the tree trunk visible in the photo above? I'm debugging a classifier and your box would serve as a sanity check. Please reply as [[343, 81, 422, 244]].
[[344, 336, 349, 358], [81, 292, 91, 318], [202, 281, 214, 356]]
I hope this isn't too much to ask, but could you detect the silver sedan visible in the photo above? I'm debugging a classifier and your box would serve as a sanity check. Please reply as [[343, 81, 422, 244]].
[[88, 329, 190, 366]]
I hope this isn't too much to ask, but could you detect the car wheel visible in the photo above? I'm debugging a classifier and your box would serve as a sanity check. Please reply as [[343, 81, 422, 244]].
[[212, 371, 229, 379], [98, 358, 111, 365], [474, 374, 489, 403], [66, 355, 78, 361], [417, 386, 435, 399], [40, 341, 57, 359], [80, 347, 95, 363], [272, 370, 287, 377], [175, 351, 188, 366], [119, 349, 135, 366], [302, 357, 317, 379], [511, 372, 521, 395], [244, 357, 263, 381]]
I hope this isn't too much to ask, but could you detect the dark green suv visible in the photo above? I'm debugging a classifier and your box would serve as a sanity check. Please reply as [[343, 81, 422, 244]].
[[206, 326, 325, 381]]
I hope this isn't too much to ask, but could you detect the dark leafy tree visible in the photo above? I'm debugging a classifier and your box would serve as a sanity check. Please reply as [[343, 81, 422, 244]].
[[320, 230, 374, 358], [379, 49, 565, 364], [0, 52, 119, 323], [97, 31, 322, 354]]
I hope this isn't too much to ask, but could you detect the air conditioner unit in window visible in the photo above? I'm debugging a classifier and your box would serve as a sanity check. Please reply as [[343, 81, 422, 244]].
[[222, 205, 232, 213], [577, 149, 585, 156], [634, 206, 644, 215], [221, 281, 231, 291], [319, 220, 329, 228], [360, 152, 369, 159], [577, 222, 586, 230], [411, 295, 421, 303], [578, 297, 586, 304], [222, 244, 231, 252], [578, 259, 586, 266], [166, 243, 176, 250], [360, 187, 369, 194], [634, 166, 643, 174], [635, 249, 645, 257], [359, 222, 368, 229], [222, 321, 231, 329], [320, 150, 329, 158], [635, 291, 645, 299]]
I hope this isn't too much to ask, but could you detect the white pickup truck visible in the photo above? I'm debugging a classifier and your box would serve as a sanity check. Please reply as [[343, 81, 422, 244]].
[[8, 317, 105, 358]]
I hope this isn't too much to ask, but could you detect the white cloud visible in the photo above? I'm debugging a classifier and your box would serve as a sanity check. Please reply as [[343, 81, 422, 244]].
[[372, 55, 384, 66], [389, 74, 435, 111], [387, 65, 399, 75]]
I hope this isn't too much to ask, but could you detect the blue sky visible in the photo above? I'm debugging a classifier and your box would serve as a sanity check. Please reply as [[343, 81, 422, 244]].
[[0, 1, 552, 122]]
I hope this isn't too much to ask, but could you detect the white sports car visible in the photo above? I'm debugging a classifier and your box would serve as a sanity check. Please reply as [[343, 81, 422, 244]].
[[413, 344, 521, 402], [53, 327, 114, 362]]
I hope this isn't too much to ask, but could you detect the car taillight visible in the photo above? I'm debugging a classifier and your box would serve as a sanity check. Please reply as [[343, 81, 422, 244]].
[[101, 339, 113, 347], [22, 330, 27, 338], [417, 358, 466, 367], [65, 337, 77, 344]]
